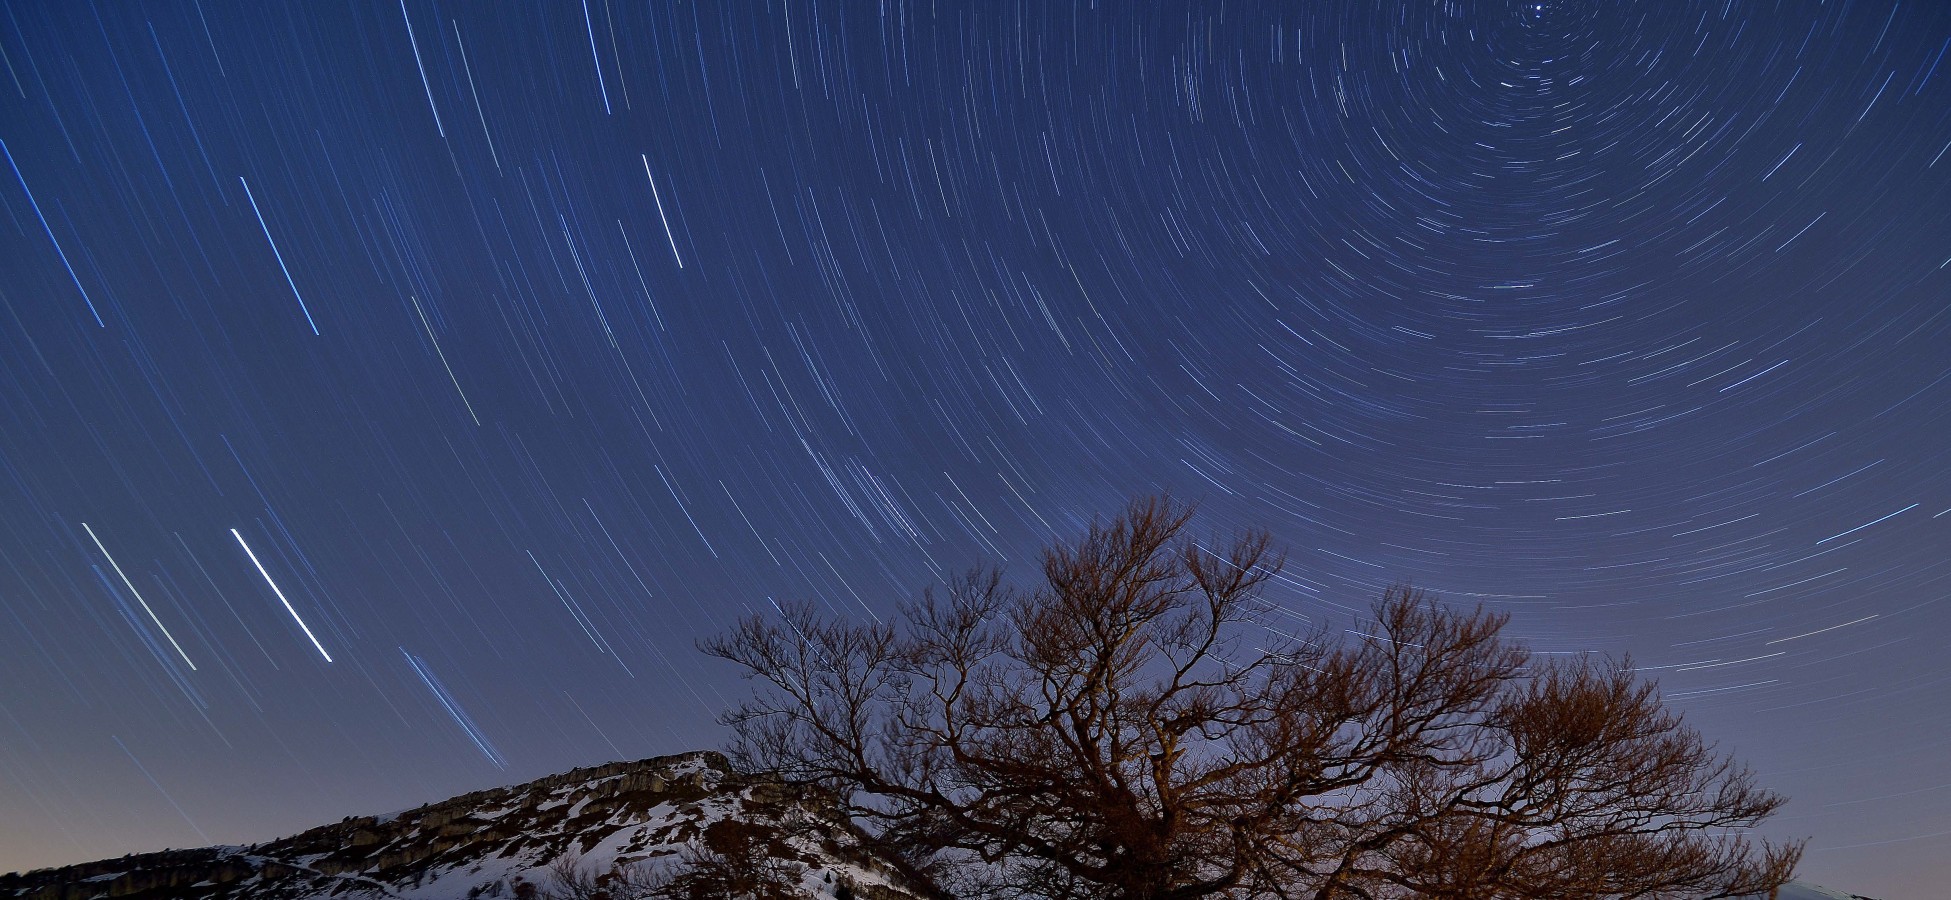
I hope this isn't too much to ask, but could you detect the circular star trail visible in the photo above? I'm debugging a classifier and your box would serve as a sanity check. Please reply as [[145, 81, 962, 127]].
[[0, 2, 1947, 894]]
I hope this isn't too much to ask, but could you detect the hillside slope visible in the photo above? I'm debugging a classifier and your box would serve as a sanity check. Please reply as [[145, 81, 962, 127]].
[[0, 750, 1877, 900], [0, 751, 930, 900]]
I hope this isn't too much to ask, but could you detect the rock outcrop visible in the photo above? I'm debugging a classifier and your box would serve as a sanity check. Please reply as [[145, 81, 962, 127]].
[[0, 751, 930, 900]]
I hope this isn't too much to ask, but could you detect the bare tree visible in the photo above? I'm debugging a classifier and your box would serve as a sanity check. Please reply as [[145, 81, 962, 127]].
[[645, 819, 811, 900], [705, 496, 1800, 899], [542, 852, 619, 900], [542, 823, 810, 900]]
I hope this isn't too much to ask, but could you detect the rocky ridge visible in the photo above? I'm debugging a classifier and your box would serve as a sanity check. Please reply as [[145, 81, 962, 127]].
[[0, 751, 930, 900]]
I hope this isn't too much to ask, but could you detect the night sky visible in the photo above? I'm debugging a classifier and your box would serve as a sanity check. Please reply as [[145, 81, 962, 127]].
[[1, 0, 1947, 894]]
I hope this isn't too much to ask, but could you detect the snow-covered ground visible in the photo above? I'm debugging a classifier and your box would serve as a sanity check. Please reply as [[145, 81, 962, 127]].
[[2, 751, 1875, 900], [1755, 882, 1881, 900], [0, 751, 928, 900]]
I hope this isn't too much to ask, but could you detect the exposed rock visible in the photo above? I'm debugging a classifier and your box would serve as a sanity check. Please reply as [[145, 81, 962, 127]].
[[0, 752, 932, 900]]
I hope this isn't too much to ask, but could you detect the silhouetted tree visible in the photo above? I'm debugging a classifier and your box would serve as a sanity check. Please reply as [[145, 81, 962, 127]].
[[706, 496, 1799, 900], [655, 819, 809, 900], [544, 824, 808, 900]]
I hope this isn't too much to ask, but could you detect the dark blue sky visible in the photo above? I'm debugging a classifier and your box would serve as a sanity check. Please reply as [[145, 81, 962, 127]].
[[1, 1, 1947, 894]]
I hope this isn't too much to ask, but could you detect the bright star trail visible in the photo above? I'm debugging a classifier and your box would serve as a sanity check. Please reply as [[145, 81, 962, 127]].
[[236, 175, 320, 337], [229, 528, 331, 664], [80, 522, 196, 672], [400, 647, 506, 770], [0, 2, 1947, 896]]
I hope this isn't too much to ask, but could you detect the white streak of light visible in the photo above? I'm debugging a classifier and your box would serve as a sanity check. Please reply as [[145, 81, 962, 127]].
[[238, 176, 320, 335], [82, 523, 196, 670], [409, 294, 480, 425], [1, 138, 104, 327], [641, 154, 684, 268], [398, 0, 445, 136], [577, 0, 608, 114], [231, 528, 332, 662], [451, 21, 500, 172], [1817, 503, 1918, 544], [1766, 614, 1880, 646], [401, 648, 507, 768]]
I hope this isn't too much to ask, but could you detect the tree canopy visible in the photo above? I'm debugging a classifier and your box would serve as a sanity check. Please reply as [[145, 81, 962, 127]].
[[706, 496, 1800, 899]]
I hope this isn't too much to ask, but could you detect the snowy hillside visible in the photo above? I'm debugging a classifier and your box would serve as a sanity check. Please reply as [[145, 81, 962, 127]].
[[0, 749, 1877, 900], [0, 751, 932, 900], [1753, 882, 1884, 900]]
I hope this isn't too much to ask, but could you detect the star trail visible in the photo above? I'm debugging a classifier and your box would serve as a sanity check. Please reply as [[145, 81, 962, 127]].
[[0, 1, 1947, 895]]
